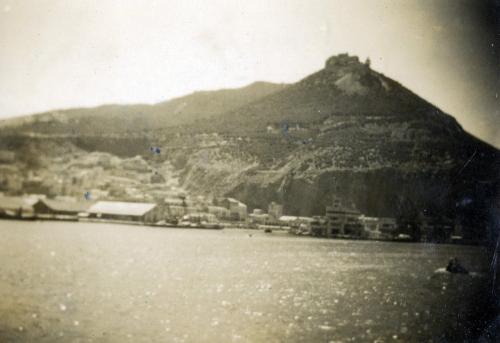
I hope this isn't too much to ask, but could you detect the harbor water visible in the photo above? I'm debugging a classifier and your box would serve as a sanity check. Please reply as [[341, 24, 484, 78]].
[[0, 220, 490, 342]]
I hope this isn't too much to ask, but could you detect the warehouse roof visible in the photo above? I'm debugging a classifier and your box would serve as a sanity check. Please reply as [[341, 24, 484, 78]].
[[87, 201, 157, 216], [36, 199, 91, 213]]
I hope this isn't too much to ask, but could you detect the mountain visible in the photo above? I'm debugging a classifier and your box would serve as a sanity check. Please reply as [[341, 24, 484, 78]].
[[169, 54, 498, 240], [0, 81, 288, 135], [0, 54, 498, 241]]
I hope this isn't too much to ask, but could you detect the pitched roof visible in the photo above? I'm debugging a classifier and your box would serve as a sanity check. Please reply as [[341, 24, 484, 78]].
[[0, 196, 35, 211], [87, 201, 157, 216], [38, 199, 91, 213]]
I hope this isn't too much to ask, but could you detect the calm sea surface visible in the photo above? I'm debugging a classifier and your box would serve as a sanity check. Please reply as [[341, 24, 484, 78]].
[[0, 220, 490, 342]]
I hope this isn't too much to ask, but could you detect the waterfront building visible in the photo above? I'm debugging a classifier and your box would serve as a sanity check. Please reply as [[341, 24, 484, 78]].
[[181, 212, 217, 224], [359, 216, 381, 239], [87, 201, 162, 223], [359, 216, 397, 240], [279, 215, 298, 225], [268, 202, 283, 222], [33, 198, 92, 219], [378, 217, 398, 239], [249, 211, 269, 226], [0, 196, 36, 218], [325, 199, 364, 237], [279, 215, 315, 234], [163, 197, 186, 219], [207, 206, 230, 220], [310, 216, 328, 237], [216, 198, 248, 221]]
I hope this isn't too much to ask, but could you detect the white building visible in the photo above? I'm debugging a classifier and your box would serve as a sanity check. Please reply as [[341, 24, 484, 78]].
[[87, 201, 162, 223]]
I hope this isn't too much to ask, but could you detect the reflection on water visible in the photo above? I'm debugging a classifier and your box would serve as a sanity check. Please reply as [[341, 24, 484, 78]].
[[0, 220, 489, 342]]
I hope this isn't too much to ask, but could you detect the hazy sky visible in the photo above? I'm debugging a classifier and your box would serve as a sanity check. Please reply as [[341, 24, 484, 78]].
[[1, 0, 498, 146]]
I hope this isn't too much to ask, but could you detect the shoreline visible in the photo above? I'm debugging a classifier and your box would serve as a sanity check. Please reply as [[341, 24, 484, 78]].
[[0, 216, 481, 246]]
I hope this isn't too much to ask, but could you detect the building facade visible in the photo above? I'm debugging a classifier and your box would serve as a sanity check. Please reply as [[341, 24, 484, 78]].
[[216, 198, 247, 221], [359, 216, 397, 240], [325, 199, 364, 237], [268, 202, 283, 222]]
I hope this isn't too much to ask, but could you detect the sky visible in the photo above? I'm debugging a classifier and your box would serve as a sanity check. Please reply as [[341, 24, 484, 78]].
[[0, 0, 498, 147]]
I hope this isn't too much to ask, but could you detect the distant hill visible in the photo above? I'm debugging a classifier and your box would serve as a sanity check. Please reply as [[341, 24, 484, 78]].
[[0, 81, 288, 135]]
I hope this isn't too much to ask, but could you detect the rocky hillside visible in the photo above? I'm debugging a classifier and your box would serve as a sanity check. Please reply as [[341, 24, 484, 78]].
[[0, 53, 498, 240], [172, 54, 498, 239]]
